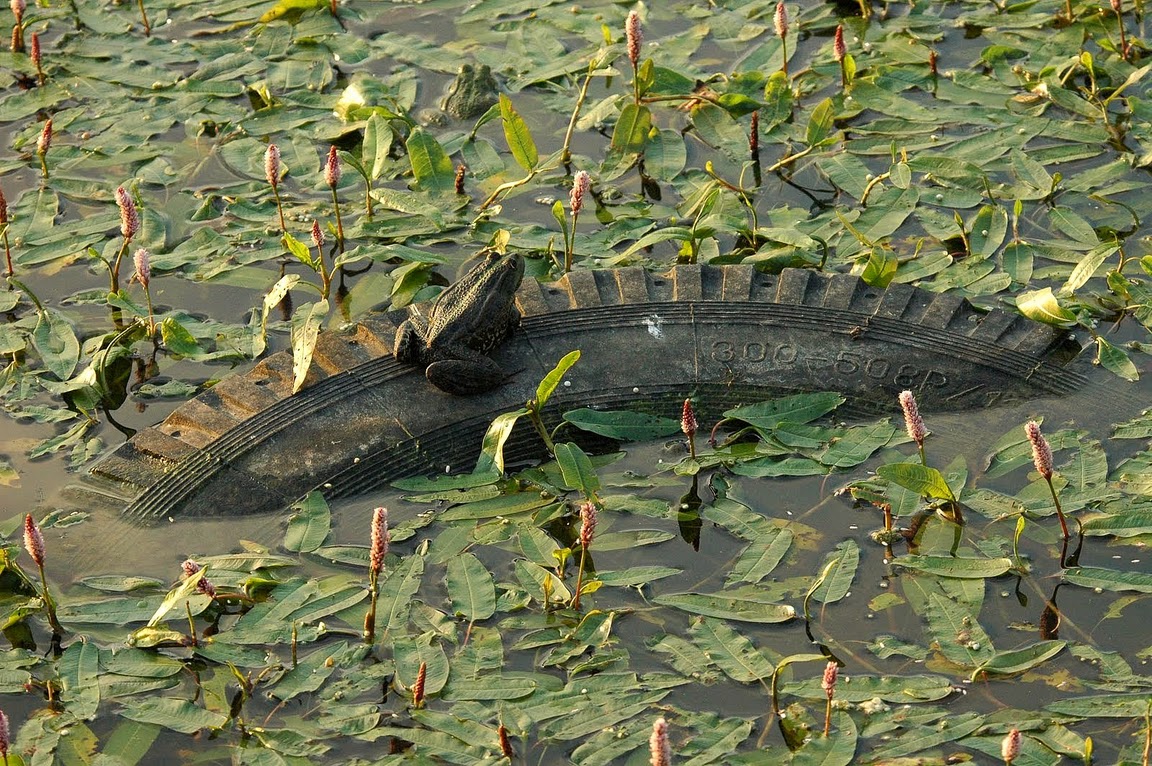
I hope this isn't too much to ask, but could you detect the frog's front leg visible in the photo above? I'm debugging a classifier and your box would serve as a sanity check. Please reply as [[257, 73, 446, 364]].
[[425, 347, 509, 395], [393, 313, 430, 365]]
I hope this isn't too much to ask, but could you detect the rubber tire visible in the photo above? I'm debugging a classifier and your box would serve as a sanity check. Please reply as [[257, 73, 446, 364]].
[[77, 266, 1085, 520]]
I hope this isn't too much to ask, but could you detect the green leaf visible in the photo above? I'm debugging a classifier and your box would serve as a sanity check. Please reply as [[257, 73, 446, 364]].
[[554, 442, 600, 495], [1016, 288, 1078, 327], [32, 308, 80, 381], [1048, 692, 1152, 717], [361, 112, 393, 180], [159, 318, 201, 357], [724, 392, 845, 430], [282, 231, 313, 268], [611, 103, 652, 153], [536, 349, 580, 408], [445, 552, 496, 621], [877, 463, 957, 501], [817, 420, 898, 468], [687, 617, 775, 683], [972, 640, 1066, 678], [727, 527, 793, 584], [58, 640, 100, 720], [899, 555, 1013, 579], [499, 94, 538, 172], [406, 127, 455, 194], [290, 298, 328, 394], [805, 98, 836, 146], [654, 592, 797, 623], [563, 408, 680, 440], [101, 720, 161, 766], [283, 491, 331, 553], [809, 540, 859, 604], [1096, 337, 1139, 381], [1063, 566, 1152, 592], [1063, 244, 1117, 294], [375, 555, 425, 632], [474, 408, 527, 475], [120, 698, 227, 734]]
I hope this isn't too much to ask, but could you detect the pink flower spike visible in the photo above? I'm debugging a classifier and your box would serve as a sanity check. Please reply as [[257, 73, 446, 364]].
[[264, 143, 281, 189], [36, 117, 51, 156], [681, 398, 698, 438], [29, 30, 38, 67], [626, 10, 643, 68], [116, 186, 139, 241], [181, 559, 216, 598], [370, 506, 389, 576], [834, 25, 846, 62], [649, 717, 671, 766], [311, 219, 324, 250], [0, 708, 9, 761], [1001, 728, 1021, 764], [898, 390, 927, 445], [10, 0, 23, 20], [324, 145, 341, 189], [774, 2, 788, 39], [133, 248, 151, 289], [1025, 421, 1053, 479], [579, 501, 597, 550], [23, 514, 44, 568], [569, 170, 590, 216], [821, 661, 838, 696]]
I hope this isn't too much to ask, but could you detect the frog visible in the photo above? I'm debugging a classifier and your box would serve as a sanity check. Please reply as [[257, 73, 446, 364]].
[[419, 64, 499, 125], [393, 250, 524, 395]]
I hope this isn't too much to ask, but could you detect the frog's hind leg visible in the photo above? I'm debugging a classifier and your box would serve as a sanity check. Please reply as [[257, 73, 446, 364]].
[[425, 354, 508, 395], [393, 315, 429, 365]]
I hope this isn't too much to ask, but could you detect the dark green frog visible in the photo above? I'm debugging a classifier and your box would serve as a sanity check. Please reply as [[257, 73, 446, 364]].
[[393, 251, 524, 395], [440, 64, 499, 120]]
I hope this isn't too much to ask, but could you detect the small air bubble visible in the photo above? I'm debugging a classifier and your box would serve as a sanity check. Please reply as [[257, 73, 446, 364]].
[[633, 387, 640, 393], [936, 193, 944, 200], [930, 134, 939, 141], [564, 380, 572, 387], [981, 230, 988, 236]]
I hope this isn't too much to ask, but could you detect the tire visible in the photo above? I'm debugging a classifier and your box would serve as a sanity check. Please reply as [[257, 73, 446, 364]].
[[77, 266, 1086, 520]]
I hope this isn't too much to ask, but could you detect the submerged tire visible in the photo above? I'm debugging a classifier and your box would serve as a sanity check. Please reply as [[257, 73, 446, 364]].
[[78, 266, 1085, 520]]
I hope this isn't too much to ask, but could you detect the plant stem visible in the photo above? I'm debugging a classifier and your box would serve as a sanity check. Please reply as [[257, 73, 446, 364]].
[[272, 187, 286, 233], [37, 561, 64, 635], [572, 544, 587, 610], [2, 228, 12, 277], [561, 65, 597, 166], [110, 239, 130, 294], [331, 187, 345, 252], [137, 0, 151, 35], [564, 210, 580, 273], [1044, 475, 1071, 541]]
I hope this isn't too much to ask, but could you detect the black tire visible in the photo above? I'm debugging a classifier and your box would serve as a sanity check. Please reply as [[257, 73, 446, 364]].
[[78, 266, 1085, 520]]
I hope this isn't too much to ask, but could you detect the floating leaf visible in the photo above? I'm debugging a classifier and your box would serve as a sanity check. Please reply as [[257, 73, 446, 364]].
[[554, 442, 600, 495], [877, 463, 957, 501], [898, 555, 1013, 579], [445, 552, 496, 621], [1063, 566, 1152, 593], [563, 408, 680, 440], [654, 592, 796, 623], [120, 698, 227, 734], [283, 491, 331, 553], [971, 640, 1066, 678]]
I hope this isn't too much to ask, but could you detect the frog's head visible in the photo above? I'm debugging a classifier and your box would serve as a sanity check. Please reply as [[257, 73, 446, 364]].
[[483, 251, 524, 295]]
